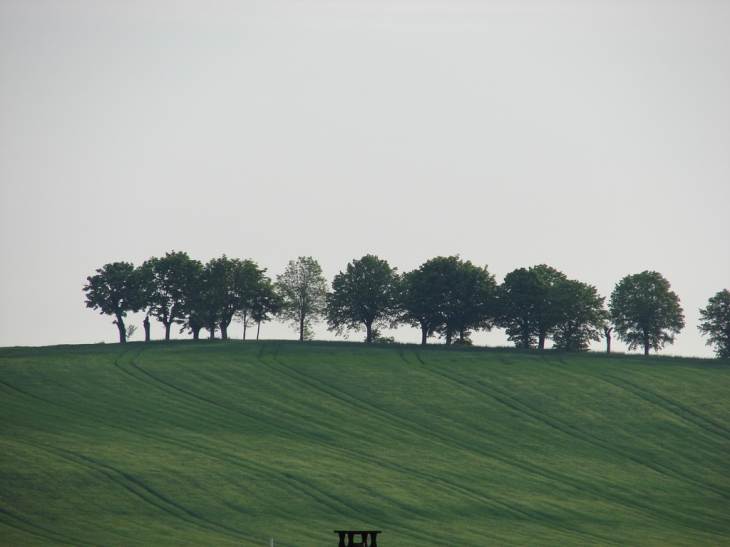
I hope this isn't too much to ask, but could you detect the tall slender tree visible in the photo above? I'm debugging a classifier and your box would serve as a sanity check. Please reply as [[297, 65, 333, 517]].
[[276, 257, 328, 341], [609, 271, 684, 355]]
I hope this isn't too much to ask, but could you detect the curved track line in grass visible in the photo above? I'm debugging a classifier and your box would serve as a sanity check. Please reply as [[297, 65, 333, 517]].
[[8, 437, 258, 546], [530, 356, 730, 495], [416, 356, 730, 524], [3, 355, 485, 547], [410, 351, 730, 537], [421, 352, 730, 502], [543, 356, 730, 440], [0, 506, 100, 547], [5, 352, 470, 547], [142, 354, 561, 536], [261, 351, 628, 547]]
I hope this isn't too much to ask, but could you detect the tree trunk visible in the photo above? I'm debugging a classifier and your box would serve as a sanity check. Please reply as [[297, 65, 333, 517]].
[[242, 322, 246, 340], [143, 316, 151, 342], [164, 321, 171, 341], [115, 315, 126, 343], [299, 316, 305, 341], [445, 328, 453, 345], [421, 325, 428, 345], [192, 328, 200, 340], [365, 322, 373, 343], [538, 330, 546, 350], [643, 329, 650, 355], [220, 323, 228, 340], [256, 321, 261, 340], [604, 327, 612, 354]]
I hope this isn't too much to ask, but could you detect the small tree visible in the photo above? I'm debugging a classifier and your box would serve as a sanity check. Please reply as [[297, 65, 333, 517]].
[[83, 262, 146, 343], [698, 289, 730, 359], [551, 280, 608, 352], [609, 271, 685, 355], [276, 257, 328, 341], [250, 278, 284, 340], [326, 255, 401, 343]]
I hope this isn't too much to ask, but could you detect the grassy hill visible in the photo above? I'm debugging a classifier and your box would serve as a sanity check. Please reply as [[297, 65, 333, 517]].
[[1, 341, 729, 547]]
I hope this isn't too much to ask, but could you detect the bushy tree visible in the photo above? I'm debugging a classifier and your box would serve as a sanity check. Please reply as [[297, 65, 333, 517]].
[[401, 260, 451, 345], [83, 262, 146, 343], [178, 259, 208, 340], [276, 257, 328, 341], [551, 280, 608, 352], [206, 256, 268, 340], [495, 265, 567, 349], [609, 271, 684, 355], [698, 289, 730, 359], [433, 257, 496, 345], [141, 251, 200, 340], [326, 255, 401, 343]]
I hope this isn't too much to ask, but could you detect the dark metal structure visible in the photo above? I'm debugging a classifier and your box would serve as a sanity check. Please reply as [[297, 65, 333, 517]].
[[334, 531, 381, 547]]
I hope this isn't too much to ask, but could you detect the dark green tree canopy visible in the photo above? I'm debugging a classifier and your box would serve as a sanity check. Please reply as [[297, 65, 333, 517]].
[[431, 256, 496, 345], [495, 265, 567, 349], [326, 254, 401, 343], [142, 251, 200, 341], [83, 262, 146, 343], [551, 280, 608, 352], [207, 256, 269, 340], [698, 289, 730, 359], [609, 271, 685, 355], [276, 256, 328, 341], [177, 259, 207, 340]]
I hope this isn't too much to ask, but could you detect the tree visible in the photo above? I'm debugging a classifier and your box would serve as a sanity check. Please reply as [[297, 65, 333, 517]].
[[530, 265, 568, 349], [326, 255, 401, 343], [609, 271, 685, 355], [698, 289, 730, 359], [401, 261, 449, 345], [551, 280, 609, 352], [402, 257, 496, 346], [495, 265, 567, 349], [206, 256, 268, 340], [250, 278, 284, 340], [276, 257, 328, 341], [177, 259, 207, 340], [141, 251, 200, 340], [83, 262, 146, 343]]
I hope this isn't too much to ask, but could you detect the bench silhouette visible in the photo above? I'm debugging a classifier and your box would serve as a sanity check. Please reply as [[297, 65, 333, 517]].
[[334, 531, 381, 547]]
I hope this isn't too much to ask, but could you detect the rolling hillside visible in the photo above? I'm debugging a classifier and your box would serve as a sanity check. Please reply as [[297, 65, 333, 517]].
[[1, 341, 729, 547]]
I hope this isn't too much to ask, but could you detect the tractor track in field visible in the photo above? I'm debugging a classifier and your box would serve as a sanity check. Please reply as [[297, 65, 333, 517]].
[[406, 350, 730, 536], [259, 347, 630, 547]]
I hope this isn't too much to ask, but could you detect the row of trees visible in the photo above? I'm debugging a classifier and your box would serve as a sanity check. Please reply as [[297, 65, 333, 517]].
[[83, 253, 730, 358]]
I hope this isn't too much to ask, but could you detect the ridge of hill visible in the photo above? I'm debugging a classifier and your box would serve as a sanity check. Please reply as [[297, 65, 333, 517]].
[[1, 341, 729, 547]]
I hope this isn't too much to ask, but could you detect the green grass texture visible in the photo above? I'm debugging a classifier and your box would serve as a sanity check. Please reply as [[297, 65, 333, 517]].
[[1, 341, 729, 547]]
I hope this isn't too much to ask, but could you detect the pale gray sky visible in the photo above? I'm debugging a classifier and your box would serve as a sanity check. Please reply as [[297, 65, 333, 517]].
[[1, 0, 728, 355]]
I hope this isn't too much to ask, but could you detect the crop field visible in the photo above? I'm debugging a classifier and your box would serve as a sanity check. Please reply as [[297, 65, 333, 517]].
[[1, 341, 729, 547]]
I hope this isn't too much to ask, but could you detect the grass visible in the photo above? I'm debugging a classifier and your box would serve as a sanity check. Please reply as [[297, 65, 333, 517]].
[[0, 340, 728, 547]]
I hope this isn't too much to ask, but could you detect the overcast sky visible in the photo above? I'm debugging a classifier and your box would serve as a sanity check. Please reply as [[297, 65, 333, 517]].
[[1, 0, 728, 355]]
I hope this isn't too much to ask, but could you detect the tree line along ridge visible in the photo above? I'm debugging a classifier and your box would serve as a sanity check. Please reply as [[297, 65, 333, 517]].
[[83, 252, 730, 358]]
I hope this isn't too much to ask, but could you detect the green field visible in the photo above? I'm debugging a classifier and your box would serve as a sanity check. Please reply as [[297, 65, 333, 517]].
[[1, 341, 729, 547]]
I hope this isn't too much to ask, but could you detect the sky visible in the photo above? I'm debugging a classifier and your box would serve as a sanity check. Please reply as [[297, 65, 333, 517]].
[[0, 0, 728, 356]]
